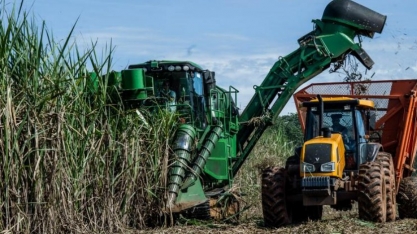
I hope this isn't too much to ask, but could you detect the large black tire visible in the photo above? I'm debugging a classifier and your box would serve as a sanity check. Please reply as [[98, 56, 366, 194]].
[[357, 160, 387, 222], [261, 167, 290, 227], [397, 176, 417, 219], [376, 152, 397, 221]]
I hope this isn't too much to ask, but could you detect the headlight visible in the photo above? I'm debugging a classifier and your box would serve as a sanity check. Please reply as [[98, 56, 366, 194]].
[[321, 162, 335, 172], [301, 162, 315, 172]]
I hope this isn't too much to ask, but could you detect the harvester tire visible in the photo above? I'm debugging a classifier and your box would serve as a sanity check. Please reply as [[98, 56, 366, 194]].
[[261, 167, 290, 227], [357, 160, 386, 222], [397, 176, 417, 219], [376, 152, 397, 221]]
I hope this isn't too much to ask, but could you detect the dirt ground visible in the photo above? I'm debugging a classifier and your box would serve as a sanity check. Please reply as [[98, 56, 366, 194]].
[[133, 206, 417, 234]]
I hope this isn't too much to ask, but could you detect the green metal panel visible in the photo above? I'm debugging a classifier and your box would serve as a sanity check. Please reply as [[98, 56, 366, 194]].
[[228, 134, 237, 159], [121, 69, 148, 100], [204, 138, 232, 180], [174, 178, 207, 211], [121, 69, 145, 90]]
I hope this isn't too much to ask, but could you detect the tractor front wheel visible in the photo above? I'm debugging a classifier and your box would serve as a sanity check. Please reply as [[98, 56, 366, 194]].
[[357, 160, 387, 222]]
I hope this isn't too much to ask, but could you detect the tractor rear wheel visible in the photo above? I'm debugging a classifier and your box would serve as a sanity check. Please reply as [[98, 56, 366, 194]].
[[397, 176, 417, 219], [261, 167, 290, 227], [376, 152, 397, 221], [357, 160, 387, 222]]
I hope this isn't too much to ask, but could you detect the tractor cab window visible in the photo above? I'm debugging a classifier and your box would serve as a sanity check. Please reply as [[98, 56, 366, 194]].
[[355, 110, 366, 143], [305, 109, 354, 141], [305, 109, 358, 153], [355, 110, 369, 164]]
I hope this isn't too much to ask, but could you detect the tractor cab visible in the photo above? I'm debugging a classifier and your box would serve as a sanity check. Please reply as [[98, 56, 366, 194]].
[[301, 97, 374, 172]]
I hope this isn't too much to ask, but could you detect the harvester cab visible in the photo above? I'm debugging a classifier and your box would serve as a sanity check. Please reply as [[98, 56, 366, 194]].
[[119, 60, 215, 129]]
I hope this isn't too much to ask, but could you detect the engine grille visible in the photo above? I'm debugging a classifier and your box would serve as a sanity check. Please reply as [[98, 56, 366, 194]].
[[304, 143, 332, 165], [302, 176, 336, 188]]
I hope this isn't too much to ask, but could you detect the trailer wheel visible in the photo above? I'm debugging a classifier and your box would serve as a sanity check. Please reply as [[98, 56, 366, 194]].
[[261, 167, 290, 227], [397, 176, 417, 219], [357, 161, 386, 222], [376, 152, 397, 221]]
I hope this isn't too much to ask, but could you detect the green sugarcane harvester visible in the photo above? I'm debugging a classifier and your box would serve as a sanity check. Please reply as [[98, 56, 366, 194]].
[[91, 0, 386, 220]]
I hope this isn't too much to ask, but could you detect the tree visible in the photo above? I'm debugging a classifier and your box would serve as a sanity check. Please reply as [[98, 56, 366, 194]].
[[275, 113, 303, 147]]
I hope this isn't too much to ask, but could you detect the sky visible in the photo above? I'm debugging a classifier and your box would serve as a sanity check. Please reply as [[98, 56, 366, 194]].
[[16, 0, 417, 115]]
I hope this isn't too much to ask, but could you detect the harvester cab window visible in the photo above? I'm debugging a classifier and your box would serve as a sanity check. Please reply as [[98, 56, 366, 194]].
[[157, 76, 178, 112], [188, 71, 206, 128], [165, 71, 206, 128], [191, 71, 203, 96]]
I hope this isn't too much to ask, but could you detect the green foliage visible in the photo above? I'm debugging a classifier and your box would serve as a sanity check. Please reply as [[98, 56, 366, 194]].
[[274, 113, 303, 147], [0, 1, 306, 232], [234, 113, 303, 219], [0, 2, 178, 232]]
